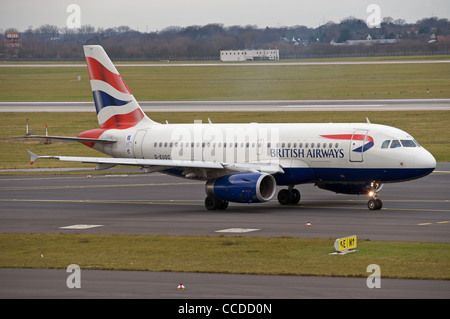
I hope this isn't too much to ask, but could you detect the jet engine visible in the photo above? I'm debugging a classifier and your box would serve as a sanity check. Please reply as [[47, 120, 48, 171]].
[[205, 172, 276, 204]]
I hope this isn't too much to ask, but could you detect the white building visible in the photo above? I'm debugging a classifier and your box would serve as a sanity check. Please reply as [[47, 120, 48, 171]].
[[220, 49, 279, 62]]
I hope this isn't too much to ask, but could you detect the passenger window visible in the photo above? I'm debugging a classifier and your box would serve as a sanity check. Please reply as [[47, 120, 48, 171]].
[[390, 140, 401, 148], [381, 140, 390, 149], [401, 140, 416, 147]]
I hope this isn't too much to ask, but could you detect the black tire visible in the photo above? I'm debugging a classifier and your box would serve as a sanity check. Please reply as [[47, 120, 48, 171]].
[[368, 199, 377, 210], [291, 189, 301, 204], [376, 198, 383, 210], [218, 201, 229, 210], [205, 196, 219, 210], [277, 189, 291, 205], [368, 198, 382, 210]]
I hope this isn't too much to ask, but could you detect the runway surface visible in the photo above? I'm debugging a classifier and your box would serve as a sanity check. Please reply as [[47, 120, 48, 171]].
[[0, 167, 449, 299], [1, 99, 450, 112]]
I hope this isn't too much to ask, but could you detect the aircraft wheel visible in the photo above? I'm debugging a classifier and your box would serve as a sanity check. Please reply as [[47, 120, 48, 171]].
[[368, 199, 377, 210], [291, 189, 301, 204], [368, 198, 382, 210], [205, 196, 228, 210], [277, 189, 291, 205], [218, 200, 229, 210], [205, 196, 219, 210], [376, 198, 383, 210]]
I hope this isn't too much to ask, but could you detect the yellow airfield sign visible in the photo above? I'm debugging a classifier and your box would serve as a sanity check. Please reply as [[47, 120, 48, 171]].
[[334, 235, 357, 252]]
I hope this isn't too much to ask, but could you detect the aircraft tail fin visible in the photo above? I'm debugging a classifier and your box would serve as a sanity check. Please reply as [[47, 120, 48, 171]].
[[83, 45, 156, 129]]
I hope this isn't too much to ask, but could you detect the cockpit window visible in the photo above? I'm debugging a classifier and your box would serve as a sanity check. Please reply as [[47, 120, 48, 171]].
[[401, 140, 417, 147], [413, 139, 421, 147], [381, 140, 390, 149], [390, 140, 401, 148]]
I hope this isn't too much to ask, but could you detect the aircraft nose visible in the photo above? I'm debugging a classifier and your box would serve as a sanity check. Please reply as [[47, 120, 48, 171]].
[[416, 149, 436, 171]]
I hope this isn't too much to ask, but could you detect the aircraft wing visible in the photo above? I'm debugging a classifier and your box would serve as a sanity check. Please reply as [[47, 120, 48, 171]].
[[26, 150, 284, 175]]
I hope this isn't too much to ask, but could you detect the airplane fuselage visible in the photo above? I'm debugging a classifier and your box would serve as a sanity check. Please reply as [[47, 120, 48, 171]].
[[89, 121, 436, 191]]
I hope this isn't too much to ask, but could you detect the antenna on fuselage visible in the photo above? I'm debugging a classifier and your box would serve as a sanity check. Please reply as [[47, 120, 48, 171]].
[[366, 117, 371, 124]]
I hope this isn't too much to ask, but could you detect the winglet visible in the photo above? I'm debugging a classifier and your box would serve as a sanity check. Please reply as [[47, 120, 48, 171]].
[[27, 150, 39, 165]]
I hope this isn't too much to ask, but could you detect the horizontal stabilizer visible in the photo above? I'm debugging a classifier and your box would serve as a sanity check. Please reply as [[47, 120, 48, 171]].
[[27, 150, 39, 165], [24, 135, 116, 144]]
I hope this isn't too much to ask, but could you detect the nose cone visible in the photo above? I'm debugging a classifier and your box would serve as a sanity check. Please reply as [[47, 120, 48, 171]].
[[415, 149, 436, 176]]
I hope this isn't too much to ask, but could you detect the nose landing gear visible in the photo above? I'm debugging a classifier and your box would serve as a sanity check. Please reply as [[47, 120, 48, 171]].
[[367, 182, 383, 210], [367, 196, 383, 210]]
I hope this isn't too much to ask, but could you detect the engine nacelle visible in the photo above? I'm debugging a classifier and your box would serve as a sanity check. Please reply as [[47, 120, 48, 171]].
[[206, 172, 277, 203]]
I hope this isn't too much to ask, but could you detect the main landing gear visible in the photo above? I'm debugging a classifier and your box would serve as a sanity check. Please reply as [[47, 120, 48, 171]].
[[277, 186, 301, 205], [205, 195, 229, 210], [367, 182, 383, 211]]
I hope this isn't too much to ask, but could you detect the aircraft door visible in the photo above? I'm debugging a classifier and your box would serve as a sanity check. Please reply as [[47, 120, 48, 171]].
[[349, 130, 368, 162], [257, 139, 264, 156], [133, 130, 147, 159]]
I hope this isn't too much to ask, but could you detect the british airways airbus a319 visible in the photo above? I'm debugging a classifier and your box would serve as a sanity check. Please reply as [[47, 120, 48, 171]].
[[27, 45, 436, 211]]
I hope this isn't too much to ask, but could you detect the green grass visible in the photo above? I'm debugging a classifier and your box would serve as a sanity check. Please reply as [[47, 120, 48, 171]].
[[1, 62, 449, 101], [1, 110, 449, 171], [0, 233, 448, 279]]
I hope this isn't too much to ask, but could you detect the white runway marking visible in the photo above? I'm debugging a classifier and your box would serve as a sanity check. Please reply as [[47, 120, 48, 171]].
[[215, 228, 260, 233], [59, 224, 103, 230]]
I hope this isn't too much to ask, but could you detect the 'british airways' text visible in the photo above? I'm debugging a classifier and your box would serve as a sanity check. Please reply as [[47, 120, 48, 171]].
[[270, 148, 345, 159]]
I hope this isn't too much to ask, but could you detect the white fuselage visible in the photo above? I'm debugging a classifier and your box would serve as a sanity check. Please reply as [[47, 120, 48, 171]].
[[93, 121, 436, 186]]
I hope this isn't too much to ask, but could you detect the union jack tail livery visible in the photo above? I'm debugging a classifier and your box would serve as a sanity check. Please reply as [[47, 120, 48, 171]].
[[84, 45, 154, 129]]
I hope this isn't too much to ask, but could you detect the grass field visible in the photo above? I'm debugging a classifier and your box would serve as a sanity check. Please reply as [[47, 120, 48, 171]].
[[1, 61, 450, 101], [1, 233, 448, 280]]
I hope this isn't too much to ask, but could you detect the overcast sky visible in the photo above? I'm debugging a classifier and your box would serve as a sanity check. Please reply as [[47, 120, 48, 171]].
[[1, 0, 449, 32]]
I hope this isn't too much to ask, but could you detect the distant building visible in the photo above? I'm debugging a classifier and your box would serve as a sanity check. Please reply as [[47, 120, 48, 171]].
[[220, 49, 279, 62], [4, 31, 22, 58]]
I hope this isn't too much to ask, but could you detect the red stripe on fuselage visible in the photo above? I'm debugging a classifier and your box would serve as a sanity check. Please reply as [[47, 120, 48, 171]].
[[85, 57, 131, 94], [320, 134, 374, 143]]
